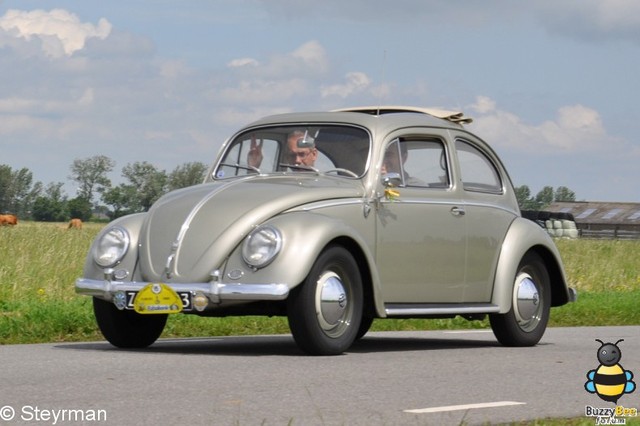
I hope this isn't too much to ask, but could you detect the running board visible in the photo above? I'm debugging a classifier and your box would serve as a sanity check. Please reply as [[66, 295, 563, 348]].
[[385, 303, 500, 317]]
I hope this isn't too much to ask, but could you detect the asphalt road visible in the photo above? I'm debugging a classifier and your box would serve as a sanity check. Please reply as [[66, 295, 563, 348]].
[[1, 326, 639, 425]]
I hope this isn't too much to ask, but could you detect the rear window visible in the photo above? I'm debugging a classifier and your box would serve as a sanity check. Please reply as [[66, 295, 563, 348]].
[[456, 139, 502, 194]]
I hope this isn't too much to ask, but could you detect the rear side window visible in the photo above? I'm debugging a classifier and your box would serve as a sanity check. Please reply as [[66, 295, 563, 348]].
[[382, 138, 449, 188], [455, 139, 502, 193]]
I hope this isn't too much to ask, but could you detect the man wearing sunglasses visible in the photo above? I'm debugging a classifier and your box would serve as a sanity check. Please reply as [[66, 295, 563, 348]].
[[248, 130, 317, 170], [284, 130, 317, 168]]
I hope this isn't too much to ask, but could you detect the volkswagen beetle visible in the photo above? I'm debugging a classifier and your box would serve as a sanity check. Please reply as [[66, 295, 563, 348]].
[[76, 106, 576, 355]]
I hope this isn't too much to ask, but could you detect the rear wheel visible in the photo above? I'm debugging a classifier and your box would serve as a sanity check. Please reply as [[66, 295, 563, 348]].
[[287, 246, 363, 355], [93, 297, 167, 348], [490, 252, 550, 346]]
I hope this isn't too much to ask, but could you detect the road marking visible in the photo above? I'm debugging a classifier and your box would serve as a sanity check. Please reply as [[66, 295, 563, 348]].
[[404, 401, 526, 414]]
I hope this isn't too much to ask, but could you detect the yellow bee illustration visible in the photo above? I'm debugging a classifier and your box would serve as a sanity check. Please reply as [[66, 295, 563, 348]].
[[585, 339, 636, 403]]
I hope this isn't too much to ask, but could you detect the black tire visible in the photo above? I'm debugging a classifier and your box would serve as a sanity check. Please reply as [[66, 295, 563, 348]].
[[93, 297, 167, 348], [490, 252, 551, 347], [287, 246, 363, 355], [356, 315, 374, 340]]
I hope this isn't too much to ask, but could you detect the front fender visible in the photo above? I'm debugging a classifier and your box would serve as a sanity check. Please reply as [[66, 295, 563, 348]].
[[81, 213, 147, 281], [222, 210, 383, 313], [492, 217, 571, 313]]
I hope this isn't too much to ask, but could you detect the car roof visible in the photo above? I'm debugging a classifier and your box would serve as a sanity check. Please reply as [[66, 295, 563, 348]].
[[333, 106, 473, 124], [244, 106, 473, 134]]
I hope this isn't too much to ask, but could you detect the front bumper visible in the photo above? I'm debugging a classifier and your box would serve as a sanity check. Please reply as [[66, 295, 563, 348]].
[[75, 277, 290, 307]]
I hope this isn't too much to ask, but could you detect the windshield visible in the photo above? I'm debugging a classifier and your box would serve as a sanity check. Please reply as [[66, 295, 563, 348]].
[[214, 125, 370, 179]]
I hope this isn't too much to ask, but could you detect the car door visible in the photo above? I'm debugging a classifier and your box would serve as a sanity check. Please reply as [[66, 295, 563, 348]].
[[453, 136, 517, 302], [376, 135, 467, 303]]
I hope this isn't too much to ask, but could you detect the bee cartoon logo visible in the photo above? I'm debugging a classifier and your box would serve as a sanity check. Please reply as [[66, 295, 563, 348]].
[[585, 339, 636, 403]]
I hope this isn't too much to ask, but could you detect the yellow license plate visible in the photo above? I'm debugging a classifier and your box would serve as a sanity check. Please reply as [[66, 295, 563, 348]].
[[133, 283, 183, 314]]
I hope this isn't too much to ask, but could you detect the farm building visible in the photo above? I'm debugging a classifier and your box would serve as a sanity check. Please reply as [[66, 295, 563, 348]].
[[544, 201, 640, 239]]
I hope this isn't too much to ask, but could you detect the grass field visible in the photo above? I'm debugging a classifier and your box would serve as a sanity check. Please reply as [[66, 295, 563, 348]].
[[1, 221, 639, 345]]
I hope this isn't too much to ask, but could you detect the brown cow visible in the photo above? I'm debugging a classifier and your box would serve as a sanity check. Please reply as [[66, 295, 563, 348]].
[[68, 218, 83, 229], [0, 214, 18, 226]]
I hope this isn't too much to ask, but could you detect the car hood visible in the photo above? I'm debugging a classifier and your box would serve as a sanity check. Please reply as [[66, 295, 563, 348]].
[[138, 175, 363, 282]]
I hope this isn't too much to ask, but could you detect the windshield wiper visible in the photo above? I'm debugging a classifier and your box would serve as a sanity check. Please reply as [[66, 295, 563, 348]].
[[278, 163, 320, 174], [219, 162, 260, 174]]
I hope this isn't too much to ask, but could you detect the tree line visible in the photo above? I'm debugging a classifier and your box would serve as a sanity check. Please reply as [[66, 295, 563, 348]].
[[0, 155, 208, 222], [515, 185, 576, 211], [0, 155, 576, 222]]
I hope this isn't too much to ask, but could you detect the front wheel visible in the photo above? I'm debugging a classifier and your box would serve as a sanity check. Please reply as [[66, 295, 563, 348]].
[[490, 252, 551, 346], [93, 297, 167, 348], [287, 246, 363, 355]]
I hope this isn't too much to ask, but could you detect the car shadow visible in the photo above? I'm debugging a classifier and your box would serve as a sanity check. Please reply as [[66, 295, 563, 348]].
[[55, 331, 505, 357]]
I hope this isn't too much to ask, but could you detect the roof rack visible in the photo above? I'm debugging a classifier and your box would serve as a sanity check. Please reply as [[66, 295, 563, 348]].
[[333, 106, 473, 124]]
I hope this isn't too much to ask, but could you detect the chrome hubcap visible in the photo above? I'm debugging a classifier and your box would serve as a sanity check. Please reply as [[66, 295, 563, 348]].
[[513, 272, 540, 332], [315, 271, 349, 337]]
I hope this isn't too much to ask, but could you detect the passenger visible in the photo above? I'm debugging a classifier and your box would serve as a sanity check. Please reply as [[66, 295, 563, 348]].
[[382, 143, 424, 186]]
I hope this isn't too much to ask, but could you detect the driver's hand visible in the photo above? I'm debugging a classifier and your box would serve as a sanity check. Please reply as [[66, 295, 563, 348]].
[[248, 135, 263, 168]]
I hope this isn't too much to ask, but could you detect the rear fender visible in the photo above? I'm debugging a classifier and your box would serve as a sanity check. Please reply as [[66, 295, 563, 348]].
[[492, 217, 570, 313]]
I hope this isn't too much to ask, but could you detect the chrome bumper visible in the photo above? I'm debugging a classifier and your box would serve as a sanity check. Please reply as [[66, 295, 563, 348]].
[[75, 278, 290, 304]]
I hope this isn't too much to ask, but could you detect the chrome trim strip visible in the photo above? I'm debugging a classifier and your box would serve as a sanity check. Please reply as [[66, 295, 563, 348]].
[[296, 198, 364, 211], [382, 197, 517, 216], [166, 177, 256, 277], [75, 278, 289, 302], [461, 200, 518, 216], [385, 303, 500, 316]]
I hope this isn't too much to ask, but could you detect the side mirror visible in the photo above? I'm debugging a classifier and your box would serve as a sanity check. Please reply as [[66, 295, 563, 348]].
[[382, 172, 402, 188]]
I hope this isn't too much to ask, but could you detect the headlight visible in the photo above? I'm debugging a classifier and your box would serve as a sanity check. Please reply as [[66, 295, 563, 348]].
[[93, 226, 130, 267], [242, 225, 282, 268]]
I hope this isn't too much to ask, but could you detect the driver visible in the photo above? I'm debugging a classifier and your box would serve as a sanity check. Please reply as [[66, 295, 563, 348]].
[[285, 130, 317, 168], [247, 130, 317, 169]]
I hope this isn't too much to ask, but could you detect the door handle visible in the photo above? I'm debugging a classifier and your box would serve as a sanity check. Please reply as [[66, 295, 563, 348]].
[[451, 206, 466, 216]]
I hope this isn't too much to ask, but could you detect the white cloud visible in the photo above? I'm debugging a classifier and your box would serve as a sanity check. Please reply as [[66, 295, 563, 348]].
[[257, 1, 640, 45], [159, 60, 192, 79], [535, 0, 640, 43], [218, 41, 332, 106], [0, 87, 94, 115], [228, 40, 328, 78], [467, 96, 621, 153], [321, 72, 371, 98], [0, 8, 111, 57], [256, 0, 505, 25], [469, 96, 496, 114], [227, 57, 259, 68], [213, 106, 293, 128], [217, 78, 308, 105], [291, 40, 328, 72]]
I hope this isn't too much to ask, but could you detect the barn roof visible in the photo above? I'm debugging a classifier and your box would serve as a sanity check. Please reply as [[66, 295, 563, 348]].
[[546, 201, 640, 226]]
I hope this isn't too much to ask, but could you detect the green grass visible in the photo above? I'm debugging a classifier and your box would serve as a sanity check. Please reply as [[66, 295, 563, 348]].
[[1, 222, 640, 344]]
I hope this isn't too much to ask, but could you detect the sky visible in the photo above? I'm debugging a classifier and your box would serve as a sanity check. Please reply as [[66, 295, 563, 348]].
[[1, 0, 639, 202]]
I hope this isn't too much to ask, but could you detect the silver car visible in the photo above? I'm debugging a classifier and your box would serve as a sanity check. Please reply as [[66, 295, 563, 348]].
[[76, 106, 576, 355]]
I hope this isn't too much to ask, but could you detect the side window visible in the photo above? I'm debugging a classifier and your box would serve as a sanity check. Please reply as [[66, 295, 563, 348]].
[[455, 139, 502, 193], [382, 138, 449, 188]]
